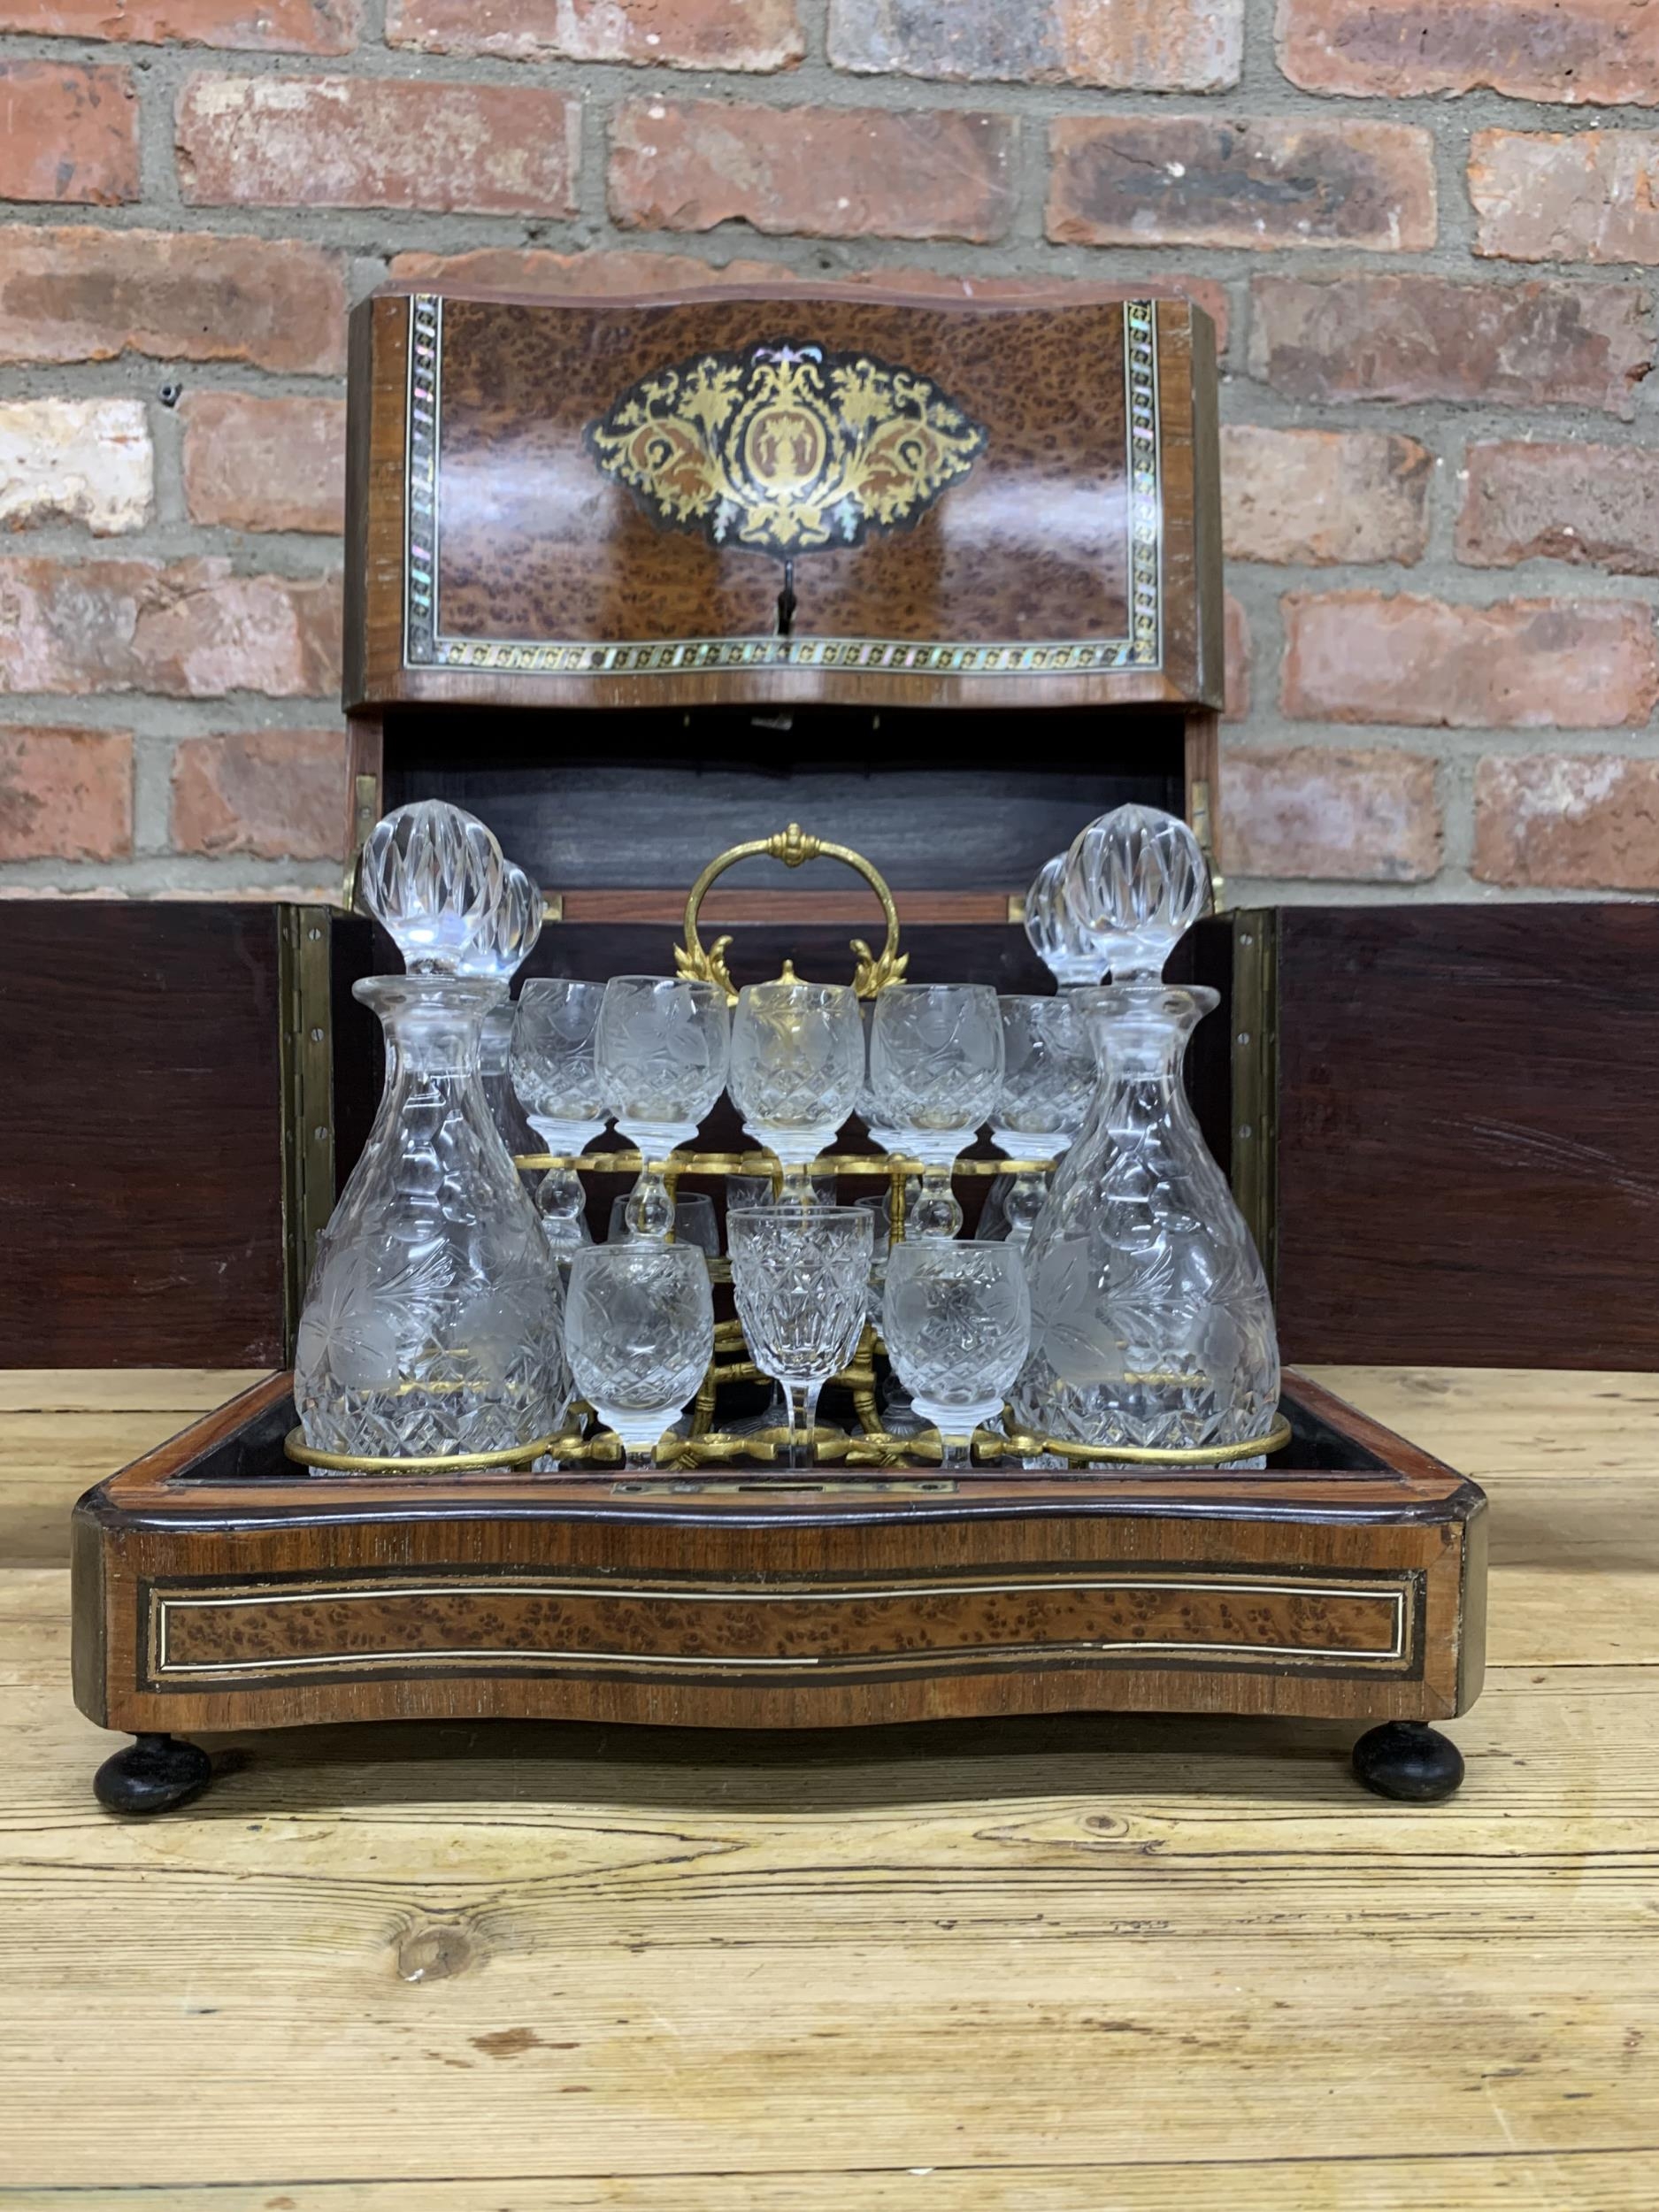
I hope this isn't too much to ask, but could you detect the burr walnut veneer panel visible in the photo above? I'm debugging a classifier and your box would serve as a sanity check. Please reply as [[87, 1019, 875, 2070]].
[[347, 284, 1222, 712]]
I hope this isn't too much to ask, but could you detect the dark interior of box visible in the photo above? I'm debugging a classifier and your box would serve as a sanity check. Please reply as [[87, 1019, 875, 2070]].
[[379, 702, 1192, 893]]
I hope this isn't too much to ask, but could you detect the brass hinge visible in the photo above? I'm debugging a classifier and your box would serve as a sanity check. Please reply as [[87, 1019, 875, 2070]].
[[278, 905, 337, 1356], [341, 771, 379, 914], [1229, 908, 1279, 1296], [1190, 777, 1226, 916]]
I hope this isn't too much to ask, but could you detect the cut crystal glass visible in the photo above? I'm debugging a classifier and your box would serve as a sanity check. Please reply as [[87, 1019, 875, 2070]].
[[1013, 806, 1279, 1458], [480, 1002, 539, 1168], [728, 1205, 872, 1469], [1024, 852, 1108, 989], [882, 1240, 1031, 1469], [511, 979, 608, 1253], [357, 801, 508, 976], [729, 979, 864, 1173], [565, 1240, 713, 1468], [868, 983, 1002, 1237], [597, 976, 730, 1239], [295, 976, 569, 1460], [988, 994, 1098, 1248], [606, 1191, 720, 1263]]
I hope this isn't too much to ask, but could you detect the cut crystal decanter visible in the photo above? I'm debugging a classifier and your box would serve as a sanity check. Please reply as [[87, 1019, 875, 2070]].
[[1012, 804, 1279, 1456], [296, 803, 567, 1460]]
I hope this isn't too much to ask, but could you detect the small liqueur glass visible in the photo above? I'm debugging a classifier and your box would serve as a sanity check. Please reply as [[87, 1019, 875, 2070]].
[[987, 994, 1098, 1248], [728, 1204, 873, 1470], [1024, 850, 1109, 990], [597, 976, 729, 1239], [511, 979, 609, 1254], [728, 978, 864, 1179], [881, 1240, 1032, 1470], [565, 1240, 714, 1470], [869, 983, 1003, 1238]]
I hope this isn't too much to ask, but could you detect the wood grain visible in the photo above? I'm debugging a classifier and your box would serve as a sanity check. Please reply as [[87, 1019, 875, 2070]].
[[0, 905, 288, 1368], [349, 286, 1223, 713], [70, 1370, 1483, 1736], [1278, 905, 1659, 1371], [5, 1366, 1655, 2205]]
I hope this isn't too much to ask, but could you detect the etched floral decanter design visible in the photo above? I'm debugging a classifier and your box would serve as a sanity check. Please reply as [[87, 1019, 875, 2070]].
[[1012, 804, 1279, 1455], [296, 803, 566, 1460]]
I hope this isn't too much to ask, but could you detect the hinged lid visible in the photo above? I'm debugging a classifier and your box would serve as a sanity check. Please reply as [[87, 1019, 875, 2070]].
[[345, 284, 1222, 713]]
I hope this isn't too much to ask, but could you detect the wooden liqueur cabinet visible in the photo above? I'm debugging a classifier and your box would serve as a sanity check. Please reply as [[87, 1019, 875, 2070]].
[[50, 282, 1509, 1813]]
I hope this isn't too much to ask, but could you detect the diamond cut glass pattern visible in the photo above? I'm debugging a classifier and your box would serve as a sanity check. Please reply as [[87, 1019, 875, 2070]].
[[357, 801, 508, 976], [729, 979, 864, 1170], [565, 1240, 714, 1467], [882, 1241, 1031, 1468], [729, 1205, 873, 1469]]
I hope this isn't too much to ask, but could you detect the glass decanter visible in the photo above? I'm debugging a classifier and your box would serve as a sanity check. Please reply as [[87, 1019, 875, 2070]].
[[296, 975, 568, 1458], [1012, 805, 1279, 1456]]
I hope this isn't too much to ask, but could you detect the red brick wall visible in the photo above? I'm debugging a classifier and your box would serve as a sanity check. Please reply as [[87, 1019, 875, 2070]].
[[0, 2, 1655, 903]]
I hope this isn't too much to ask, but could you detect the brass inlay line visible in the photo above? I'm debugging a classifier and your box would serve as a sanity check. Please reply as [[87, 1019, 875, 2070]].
[[400, 296, 1165, 676]]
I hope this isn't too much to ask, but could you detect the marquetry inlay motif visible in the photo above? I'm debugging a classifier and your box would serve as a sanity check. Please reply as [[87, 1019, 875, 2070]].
[[584, 341, 986, 554]]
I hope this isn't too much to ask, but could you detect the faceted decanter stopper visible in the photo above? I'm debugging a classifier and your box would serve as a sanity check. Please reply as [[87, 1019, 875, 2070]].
[[454, 860, 544, 981], [1064, 803, 1210, 984], [1023, 853, 1107, 989], [357, 801, 508, 975]]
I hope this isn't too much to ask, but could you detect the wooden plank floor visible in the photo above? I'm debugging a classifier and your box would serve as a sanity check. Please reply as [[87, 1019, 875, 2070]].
[[2, 1367, 1655, 2209]]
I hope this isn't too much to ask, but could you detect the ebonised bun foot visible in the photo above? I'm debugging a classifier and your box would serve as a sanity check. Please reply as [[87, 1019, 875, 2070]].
[[1351, 1720, 1465, 1803], [94, 1732, 212, 1816]]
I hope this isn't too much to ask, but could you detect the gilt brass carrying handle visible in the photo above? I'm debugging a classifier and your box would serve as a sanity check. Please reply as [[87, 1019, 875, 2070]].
[[673, 822, 908, 1004]]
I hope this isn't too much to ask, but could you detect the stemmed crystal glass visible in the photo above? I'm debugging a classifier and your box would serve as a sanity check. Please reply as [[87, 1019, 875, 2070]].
[[868, 984, 1003, 1238], [987, 994, 1098, 1248], [565, 1240, 714, 1469], [882, 1240, 1032, 1469], [1025, 851, 1110, 989], [728, 979, 864, 1177], [511, 979, 608, 1253], [597, 976, 729, 1239], [728, 1205, 873, 1468]]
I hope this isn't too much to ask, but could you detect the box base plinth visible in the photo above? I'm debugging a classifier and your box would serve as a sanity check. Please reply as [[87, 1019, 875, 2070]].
[[72, 1371, 1486, 1812]]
